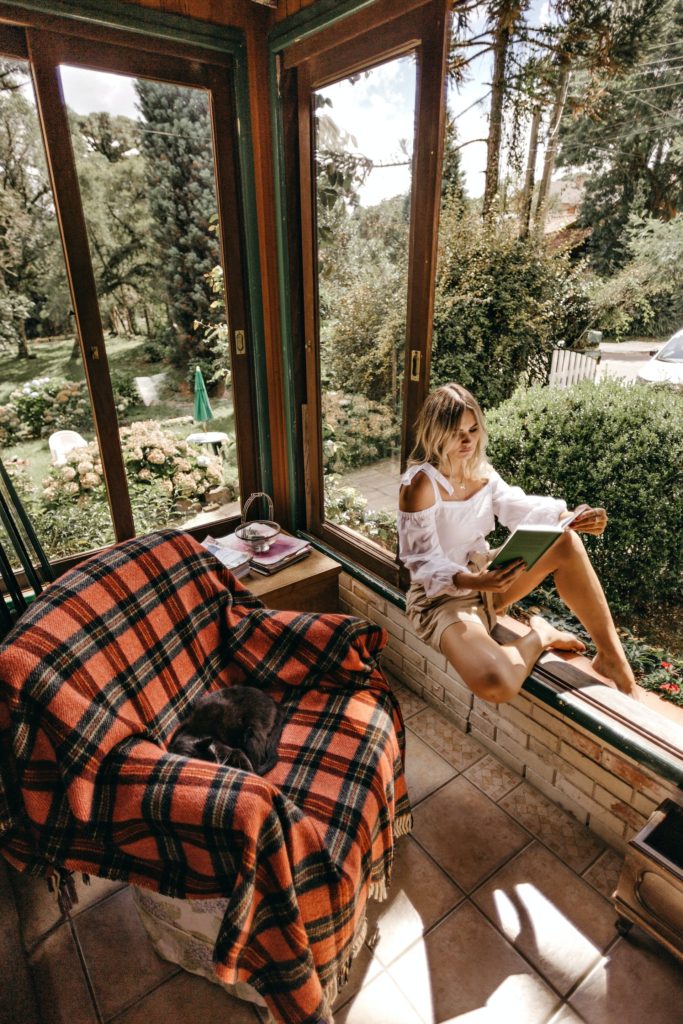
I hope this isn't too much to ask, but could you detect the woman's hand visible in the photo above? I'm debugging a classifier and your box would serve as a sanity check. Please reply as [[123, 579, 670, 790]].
[[454, 559, 526, 593], [568, 504, 608, 536]]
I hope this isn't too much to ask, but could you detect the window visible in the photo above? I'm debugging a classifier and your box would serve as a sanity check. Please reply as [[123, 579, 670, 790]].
[[278, 0, 451, 585], [0, 15, 263, 566]]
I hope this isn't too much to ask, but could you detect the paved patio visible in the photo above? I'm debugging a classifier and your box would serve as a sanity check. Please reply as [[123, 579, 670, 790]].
[[338, 455, 401, 513]]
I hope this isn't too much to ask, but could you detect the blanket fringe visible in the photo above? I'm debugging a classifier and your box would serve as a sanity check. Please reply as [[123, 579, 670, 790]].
[[393, 811, 413, 838], [46, 867, 79, 915], [368, 876, 387, 902]]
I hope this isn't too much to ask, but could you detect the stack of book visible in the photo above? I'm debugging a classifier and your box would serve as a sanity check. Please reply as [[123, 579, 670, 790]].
[[205, 532, 312, 576], [201, 535, 252, 579], [248, 534, 311, 575]]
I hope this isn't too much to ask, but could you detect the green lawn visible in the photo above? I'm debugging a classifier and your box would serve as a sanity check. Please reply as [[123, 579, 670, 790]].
[[2, 333, 235, 421]]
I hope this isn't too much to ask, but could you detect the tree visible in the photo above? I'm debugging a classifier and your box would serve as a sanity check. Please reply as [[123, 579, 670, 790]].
[[319, 195, 409, 405], [135, 79, 222, 364], [482, 1, 530, 218], [441, 115, 467, 209], [70, 111, 157, 339], [532, 0, 657, 238], [558, 0, 683, 271], [449, 0, 532, 219], [0, 60, 71, 356]]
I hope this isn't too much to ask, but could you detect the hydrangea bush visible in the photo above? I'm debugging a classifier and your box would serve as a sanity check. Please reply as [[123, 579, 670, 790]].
[[119, 421, 226, 503], [41, 421, 233, 508], [0, 375, 135, 447], [324, 477, 397, 552]]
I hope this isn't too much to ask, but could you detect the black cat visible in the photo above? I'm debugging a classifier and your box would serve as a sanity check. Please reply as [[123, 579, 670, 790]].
[[169, 685, 285, 775]]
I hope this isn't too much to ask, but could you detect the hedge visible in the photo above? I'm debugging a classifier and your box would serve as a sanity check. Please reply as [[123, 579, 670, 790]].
[[486, 379, 683, 616]]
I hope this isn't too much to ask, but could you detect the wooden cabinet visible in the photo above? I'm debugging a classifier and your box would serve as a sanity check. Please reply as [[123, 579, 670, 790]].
[[613, 798, 683, 963]]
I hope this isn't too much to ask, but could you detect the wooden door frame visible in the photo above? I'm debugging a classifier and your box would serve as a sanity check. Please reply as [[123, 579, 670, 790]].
[[0, 5, 269, 545], [272, 0, 450, 585]]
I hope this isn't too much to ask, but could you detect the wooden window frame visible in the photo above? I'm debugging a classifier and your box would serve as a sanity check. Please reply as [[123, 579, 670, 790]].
[[0, 9, 262, 550], [280, 0, 450, 586]]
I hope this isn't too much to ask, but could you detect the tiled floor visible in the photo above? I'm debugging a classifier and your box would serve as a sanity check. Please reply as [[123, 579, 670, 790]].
[[7, 680, 683, 1024]]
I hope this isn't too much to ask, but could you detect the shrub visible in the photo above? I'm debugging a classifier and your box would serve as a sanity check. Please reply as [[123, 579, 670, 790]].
[[120, 420, 228, 502], [324, 477, 397, 552], [431, 204, 590, 409], [486, 379, 683, 616], [322, 392, 399, 472], [0, 403, 22, 447], [8, 377, 91, 439], [110, 370, 140, 413]]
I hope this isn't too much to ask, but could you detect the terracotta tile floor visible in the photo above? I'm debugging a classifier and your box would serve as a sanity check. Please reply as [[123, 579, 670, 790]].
[[8, 680, 683, 1024]]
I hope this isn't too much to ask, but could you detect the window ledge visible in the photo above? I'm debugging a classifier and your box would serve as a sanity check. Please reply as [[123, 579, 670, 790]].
[[495, 618, 683, 789], [309, 535, 683, 793]]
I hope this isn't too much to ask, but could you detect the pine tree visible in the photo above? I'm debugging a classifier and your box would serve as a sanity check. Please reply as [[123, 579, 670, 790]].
[[558, 0, 683, 271], [441, 116, 467, 210], [135, 79, 221, 364]]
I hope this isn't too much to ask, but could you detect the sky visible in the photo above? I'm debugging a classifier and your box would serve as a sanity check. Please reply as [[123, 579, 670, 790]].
[[54, 0, 553, 206]]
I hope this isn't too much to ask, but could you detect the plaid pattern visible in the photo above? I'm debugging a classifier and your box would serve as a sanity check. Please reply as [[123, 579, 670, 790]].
[[0, 530, 411, 1024]]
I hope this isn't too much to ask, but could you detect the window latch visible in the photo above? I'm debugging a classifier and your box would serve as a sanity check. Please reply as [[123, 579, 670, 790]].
[[235, 330, 246, 355], [410, 349, 421, 381]]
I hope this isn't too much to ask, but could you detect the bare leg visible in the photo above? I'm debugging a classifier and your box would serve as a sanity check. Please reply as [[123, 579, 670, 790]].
[[496, 530, 638, 697], [440, 615, 585, 705]]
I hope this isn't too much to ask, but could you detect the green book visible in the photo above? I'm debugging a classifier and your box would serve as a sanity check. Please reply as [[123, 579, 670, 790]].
[[489, 510, 581, 571]]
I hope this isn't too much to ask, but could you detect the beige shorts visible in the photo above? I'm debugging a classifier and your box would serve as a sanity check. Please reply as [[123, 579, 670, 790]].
[[405, 554, 498, 651]]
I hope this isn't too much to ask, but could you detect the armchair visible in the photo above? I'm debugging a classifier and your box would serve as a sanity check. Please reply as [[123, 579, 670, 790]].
[[0, 530, 411, 1024]]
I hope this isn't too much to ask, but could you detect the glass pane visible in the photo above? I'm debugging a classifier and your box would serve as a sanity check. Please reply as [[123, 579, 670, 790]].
[[315, 56, 416, 555], [0, 57, 116, 563], [59, 66, 240, 536]]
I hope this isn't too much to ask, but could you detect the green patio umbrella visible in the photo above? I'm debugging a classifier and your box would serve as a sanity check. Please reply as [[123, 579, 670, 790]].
[[193, 365, 214, 430]]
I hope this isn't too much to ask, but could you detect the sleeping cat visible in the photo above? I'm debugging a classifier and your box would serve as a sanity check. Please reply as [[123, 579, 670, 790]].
[[169, 685, 285, 775]]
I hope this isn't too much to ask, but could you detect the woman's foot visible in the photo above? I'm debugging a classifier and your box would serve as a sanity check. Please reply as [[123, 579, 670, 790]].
[[592, 652, 640, 699], [529, 615, 587, 653]]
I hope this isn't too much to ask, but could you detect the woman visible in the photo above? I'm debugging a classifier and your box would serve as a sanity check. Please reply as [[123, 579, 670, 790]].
[[398, 383, 638, 704]]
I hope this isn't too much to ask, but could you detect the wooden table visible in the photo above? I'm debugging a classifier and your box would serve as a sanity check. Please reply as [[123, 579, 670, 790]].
[[245, 546, 341, 613]]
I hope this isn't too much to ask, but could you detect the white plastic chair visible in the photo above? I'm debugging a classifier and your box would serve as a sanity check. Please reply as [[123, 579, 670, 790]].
[[48, 430, 89, 466]]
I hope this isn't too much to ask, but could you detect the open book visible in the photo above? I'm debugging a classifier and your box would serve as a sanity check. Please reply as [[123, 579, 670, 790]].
[[489, 509, 582, 572]]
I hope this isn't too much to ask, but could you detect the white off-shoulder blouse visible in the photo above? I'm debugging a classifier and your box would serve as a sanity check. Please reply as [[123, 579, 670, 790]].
[[397, 463, 568, 600]]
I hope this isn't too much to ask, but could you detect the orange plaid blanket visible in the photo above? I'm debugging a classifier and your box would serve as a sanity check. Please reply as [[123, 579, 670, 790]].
[[0, 530, 411, 1024]]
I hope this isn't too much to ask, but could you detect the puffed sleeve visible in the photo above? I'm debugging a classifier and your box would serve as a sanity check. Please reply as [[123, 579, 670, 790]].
[[397, 507, 470, 600], [490, 471, 567, 531]]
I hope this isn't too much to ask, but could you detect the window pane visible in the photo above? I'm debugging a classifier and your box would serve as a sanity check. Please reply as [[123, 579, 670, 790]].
[[315, 56, 415, 555], [0, 57, 116, 562], [59, 66, 240, 536]]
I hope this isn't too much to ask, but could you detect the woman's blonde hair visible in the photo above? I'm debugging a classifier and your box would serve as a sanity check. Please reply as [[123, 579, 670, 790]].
[[408, 383, 489, 479]]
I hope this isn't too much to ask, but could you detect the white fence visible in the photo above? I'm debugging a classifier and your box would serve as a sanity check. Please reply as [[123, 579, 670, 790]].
[[549, 347, 599, 387]]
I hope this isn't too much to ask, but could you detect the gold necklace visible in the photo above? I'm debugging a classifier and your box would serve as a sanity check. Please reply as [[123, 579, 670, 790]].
[[441, 462, 469, 491], [447, 473, 468, 491]]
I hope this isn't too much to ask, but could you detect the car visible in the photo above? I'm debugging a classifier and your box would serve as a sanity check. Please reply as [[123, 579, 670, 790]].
[[636, 329, 683, 391]]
